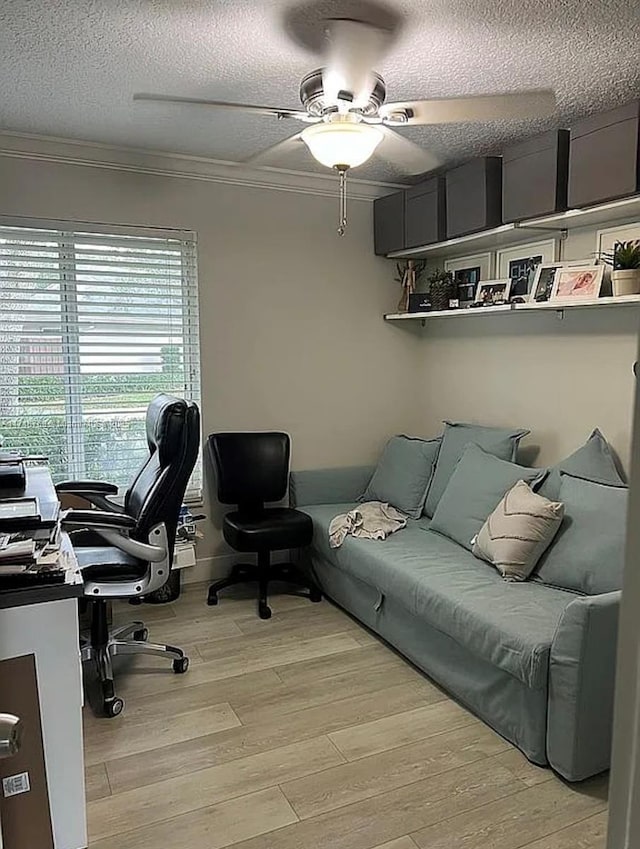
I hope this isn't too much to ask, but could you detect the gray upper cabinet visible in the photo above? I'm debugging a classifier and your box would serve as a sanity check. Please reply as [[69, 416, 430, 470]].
[[568, 101, 640, 208], [373, 191, 405, 255], [503, 130, 569, 223], [446, 157, 502, 238], [404, 177, 446, 249]]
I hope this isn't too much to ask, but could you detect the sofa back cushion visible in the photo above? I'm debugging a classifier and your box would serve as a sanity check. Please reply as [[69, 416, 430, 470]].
[[472, 480, 565, 581], [362, 435, 441, 519], [534, 474, 628, 594], [424, 421, 529, 517], [537, 428, 625, 501], [430, 443, 544, 551]]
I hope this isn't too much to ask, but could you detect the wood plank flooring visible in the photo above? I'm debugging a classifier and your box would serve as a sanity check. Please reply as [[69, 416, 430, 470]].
[[84, 582, 609, 849]]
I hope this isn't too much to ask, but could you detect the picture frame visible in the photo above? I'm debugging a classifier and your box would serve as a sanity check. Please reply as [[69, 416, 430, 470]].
[[474, 278, 511, 305], [496, 239, 559, 300], [550, 265, 605, 301], [529, 263, 563, 303], [444, 253, 494, 305], [597, 223, 640, 264]]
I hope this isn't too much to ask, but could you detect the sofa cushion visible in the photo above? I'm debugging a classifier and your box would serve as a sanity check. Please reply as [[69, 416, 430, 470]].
[[424, 421, 530, 516], [472, 480, 564, 581], [537, 428, 625, 501], [305, 502, 572, 689], [429, 443, 545, 550], [362, 435, 441, 519], [535, 475, 628, 594]]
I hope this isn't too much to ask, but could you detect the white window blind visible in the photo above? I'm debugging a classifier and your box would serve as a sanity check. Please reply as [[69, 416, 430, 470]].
[[0, 222, 202, 500]]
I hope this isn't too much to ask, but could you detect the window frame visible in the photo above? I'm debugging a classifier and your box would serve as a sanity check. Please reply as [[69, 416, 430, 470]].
[[0, 216, 202, 501]]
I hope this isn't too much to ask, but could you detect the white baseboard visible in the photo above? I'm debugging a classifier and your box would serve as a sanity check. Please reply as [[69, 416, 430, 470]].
[[180, 553, 257, 585]]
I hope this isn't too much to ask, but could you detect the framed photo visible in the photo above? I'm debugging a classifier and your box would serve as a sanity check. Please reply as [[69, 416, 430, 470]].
[[475, 278, 511, 305], [597, 223, 640, 264], [529, 263, 563, 303], [445, 253, 494, 305], [551, 265, 605, 301], [497, 240, 558, 300]]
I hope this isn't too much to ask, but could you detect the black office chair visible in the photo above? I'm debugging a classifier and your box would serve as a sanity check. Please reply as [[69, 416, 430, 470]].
[[207, 432, 320, 620], [57, 394, 200, 717]]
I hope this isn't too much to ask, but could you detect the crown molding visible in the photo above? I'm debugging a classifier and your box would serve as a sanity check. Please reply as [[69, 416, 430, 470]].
[[0, 130, 405, 201]]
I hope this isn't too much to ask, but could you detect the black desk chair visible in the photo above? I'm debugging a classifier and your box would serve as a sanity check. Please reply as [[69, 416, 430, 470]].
[[207, 432, 320, 619], [58, 394, 200, 717]]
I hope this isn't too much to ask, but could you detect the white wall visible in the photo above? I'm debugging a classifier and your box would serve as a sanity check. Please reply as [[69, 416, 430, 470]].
[[416, 223, 640, 471], [2, 137, 638, 577], [0, 148, 421, 573]]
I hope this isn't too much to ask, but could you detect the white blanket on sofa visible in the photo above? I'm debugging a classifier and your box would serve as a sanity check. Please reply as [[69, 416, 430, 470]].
[[329, 501, 407, 548]]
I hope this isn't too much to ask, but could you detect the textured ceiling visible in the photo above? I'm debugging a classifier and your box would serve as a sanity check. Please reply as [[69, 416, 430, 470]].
[[0, 0, 639, 184]]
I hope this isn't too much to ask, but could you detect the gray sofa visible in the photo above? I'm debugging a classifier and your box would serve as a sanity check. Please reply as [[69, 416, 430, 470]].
[[290, 465, 620, 782]]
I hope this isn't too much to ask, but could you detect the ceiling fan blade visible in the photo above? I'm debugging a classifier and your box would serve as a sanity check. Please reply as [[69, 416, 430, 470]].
[[322, 18, 391, 109], [379, 90, 557, 125], [244, 133, 306, 167], [376, 127, 441, 175], [133, 93, 313, 121]]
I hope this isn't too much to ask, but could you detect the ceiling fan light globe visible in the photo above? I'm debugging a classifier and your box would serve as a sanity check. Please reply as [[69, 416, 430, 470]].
[[301, 121, 383, 169]]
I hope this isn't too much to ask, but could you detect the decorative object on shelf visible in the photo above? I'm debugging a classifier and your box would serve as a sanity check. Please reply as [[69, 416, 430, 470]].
[[394, 259, 425, 312], [601, 240, 640, 296], [409, 293, 432, 313], [445, 252, 494, 307], [426, 268, 455, 311], [475, 279, 512, 305], [597, 221, 640, 262], [530, 263, 563, 302], [551, 265, 605, 301], [497, 239, 558, 300]]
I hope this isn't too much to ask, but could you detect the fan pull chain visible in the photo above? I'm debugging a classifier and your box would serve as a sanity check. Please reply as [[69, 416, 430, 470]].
[[337, 166, 348, 236]]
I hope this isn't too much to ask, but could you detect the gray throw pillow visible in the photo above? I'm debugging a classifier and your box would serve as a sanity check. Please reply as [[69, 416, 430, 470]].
[[429, 443, 545, 551], [424, 420, 530, 516], [534, 474, 628, 595], [472, 480, 564, 581], [362, 435, 441, 519], [537, 428, 625, 501]]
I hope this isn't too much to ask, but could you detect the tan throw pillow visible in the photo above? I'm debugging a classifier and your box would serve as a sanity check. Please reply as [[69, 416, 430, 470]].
[[472, 480, 564, 581]]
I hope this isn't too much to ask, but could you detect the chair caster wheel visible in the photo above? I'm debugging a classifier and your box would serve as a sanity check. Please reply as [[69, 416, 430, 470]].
[[207, 593, 218, 606], [309, 587, 322, 603], [258, 602, 272, 620], [104, 697, 124, 718], [133, 628, 149, 641], [173, 656, 190, 674]]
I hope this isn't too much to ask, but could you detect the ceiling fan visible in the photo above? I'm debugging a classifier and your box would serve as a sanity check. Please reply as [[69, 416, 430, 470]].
[[134, 13, 556, 235]]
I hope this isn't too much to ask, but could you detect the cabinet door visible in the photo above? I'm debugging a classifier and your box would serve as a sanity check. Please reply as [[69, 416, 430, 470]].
[[374, 192, 405, 255], [405, 177, 445, 248]]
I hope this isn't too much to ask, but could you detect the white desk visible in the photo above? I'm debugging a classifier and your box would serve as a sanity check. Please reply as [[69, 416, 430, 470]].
[[0, 534, 87, 849]]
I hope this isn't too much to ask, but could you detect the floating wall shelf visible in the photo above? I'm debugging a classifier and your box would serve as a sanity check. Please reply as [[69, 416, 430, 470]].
[[386, 194, 640, 260], [385, 294, 640, 323]]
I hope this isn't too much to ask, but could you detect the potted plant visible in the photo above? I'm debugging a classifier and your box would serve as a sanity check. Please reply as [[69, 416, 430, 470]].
[[602, 240, 640, 296], [426, 268, 455, 311]]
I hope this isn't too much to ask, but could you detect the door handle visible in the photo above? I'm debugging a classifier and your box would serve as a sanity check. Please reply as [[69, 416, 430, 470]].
[[0, 714, 22, 759]]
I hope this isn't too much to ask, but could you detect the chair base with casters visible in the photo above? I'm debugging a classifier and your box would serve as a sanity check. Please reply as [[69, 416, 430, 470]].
[[64, 517, 191, 717], [80, 599, 189, 718], [207, 550, 322, 620]]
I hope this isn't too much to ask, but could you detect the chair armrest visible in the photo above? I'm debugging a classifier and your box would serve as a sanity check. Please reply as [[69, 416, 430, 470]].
[[547, 590, 621, 780], [289, 466, 374, 508], [56, 480, 119, 495], [61, 508, 136, 531]]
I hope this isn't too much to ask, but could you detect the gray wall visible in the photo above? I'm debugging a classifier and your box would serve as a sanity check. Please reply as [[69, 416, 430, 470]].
[[1, 139, 638, 577], [417, 223, 639, 470], [0, 149, 421, 575]]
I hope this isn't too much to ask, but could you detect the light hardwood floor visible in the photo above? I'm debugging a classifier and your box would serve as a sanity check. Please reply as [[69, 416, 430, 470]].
[[83, 582, 609, 849]]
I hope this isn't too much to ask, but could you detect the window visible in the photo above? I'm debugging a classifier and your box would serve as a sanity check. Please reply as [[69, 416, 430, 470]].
[[0, 221, 201, 500]]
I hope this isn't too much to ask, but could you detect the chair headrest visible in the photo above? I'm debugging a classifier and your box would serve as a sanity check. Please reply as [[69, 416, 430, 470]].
[[146, 394, 190, 464]]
